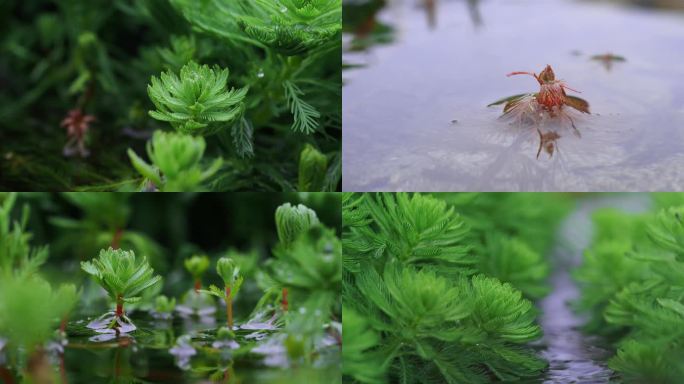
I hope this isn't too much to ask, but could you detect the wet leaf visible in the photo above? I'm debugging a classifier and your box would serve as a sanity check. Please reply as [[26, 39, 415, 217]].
[[487, 94, 529, 108], [564, 96, 590, 114]]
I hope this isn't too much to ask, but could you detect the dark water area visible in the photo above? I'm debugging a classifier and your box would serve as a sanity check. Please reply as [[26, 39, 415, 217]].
[[3, 311, 340, 383], [343, 0, 684, 191]]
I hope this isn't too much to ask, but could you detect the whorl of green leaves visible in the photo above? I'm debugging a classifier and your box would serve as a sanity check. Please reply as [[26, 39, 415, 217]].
[[343, 193, 475, 275], [343, 193, 548, 384], [298, 143, 328, 191], [216, 257, 240, 287], [356, 262, 473, 334], [479, 236, 549, 299], [80, 247, 162, 304], [148, 61, 248, 136], [342, 307, 387, 384], [467, 275, 541, 343], [348, 261, 544, 383], [275, 202, 320, 246], [0, 193, 48, 279], [647, 206, 684, 259], [184, 254, 210, 279], [202, 257, 244, 299], [128, 130, 223, 191], [238, 0, 342, 56]]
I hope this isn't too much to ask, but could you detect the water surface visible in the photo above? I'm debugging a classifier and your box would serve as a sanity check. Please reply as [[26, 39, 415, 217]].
[[343, 0, 684, 191]]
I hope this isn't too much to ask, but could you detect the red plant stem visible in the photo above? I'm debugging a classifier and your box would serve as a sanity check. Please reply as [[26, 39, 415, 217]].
[[60, 316, 67, 333], [194, 279, 201, 293], [225, 286, 233, 329], [115, 295, 123, 317], [111, 228, 123, 249], [282, 287, 289, 312]]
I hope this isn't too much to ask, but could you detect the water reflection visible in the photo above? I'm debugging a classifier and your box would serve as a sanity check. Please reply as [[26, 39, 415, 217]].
[[590, 53, 627, 71]]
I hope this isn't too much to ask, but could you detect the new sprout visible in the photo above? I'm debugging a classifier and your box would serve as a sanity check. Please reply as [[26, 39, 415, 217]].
[[184, 255, 210, 292], [81, 247, 161, 329], [202, 257, 243, 329], [275, 203, 320, 312]]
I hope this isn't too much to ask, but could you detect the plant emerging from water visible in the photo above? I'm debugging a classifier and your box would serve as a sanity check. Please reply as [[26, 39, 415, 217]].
[[488, 65, 591, 159], [202, 257, 244, 329], [81, 247, 162, 331]]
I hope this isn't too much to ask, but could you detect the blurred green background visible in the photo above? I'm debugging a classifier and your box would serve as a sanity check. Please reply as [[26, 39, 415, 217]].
[[12, 192, 341, 302]]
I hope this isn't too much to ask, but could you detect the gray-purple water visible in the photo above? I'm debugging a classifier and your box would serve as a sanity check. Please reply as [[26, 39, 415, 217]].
[[343, 0, 684, 191]]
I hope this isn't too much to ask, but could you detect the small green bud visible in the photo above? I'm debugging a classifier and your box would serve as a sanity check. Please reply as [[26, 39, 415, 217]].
[[184, 255, 210, 279], [298, 144, 328, 192], [216, 257, 239, 286], [275, 203, 319, 246]]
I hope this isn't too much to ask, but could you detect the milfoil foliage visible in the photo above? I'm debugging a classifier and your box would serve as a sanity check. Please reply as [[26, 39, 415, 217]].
[[238, 0, 342, 56], [0, 0, 339, 191], [574, 201, 684, 383], [343, 193, 564, 384], [128, 130, 222, 191], [147, 61, 248, 136]]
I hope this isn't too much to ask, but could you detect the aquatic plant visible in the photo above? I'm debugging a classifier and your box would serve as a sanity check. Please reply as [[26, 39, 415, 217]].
[[1, 0, 340, 191], [275, 203, 320, 247], [128, 130, 223, 191], [342, 307, 386, 384], [147, 61, 248, 136], [488, 65, 591, 156], [184, 255, 211, 292], [343, 193, 553, 383], [237, 0, 342, 56], [298, 144, 328, 192], [0, 278, 78, 350], [575, 200, 684, 382], [202, 257, 244, 329], [81, 247, 162, 330], [0, 193, 48, 279]]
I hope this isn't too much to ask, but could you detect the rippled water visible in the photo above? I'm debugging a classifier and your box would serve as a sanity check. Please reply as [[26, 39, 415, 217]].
[[343, 0, 684, 191]]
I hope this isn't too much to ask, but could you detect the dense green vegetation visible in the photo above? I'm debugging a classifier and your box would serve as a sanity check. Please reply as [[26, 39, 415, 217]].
[[342, 192, 571, 383], [0, 1, 341, 191], [0, 192, 341, 383], [574, 194, 684, 383]]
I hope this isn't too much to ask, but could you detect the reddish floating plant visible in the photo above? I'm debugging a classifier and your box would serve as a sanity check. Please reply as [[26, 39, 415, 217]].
[[489, 65, 590, 130]]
